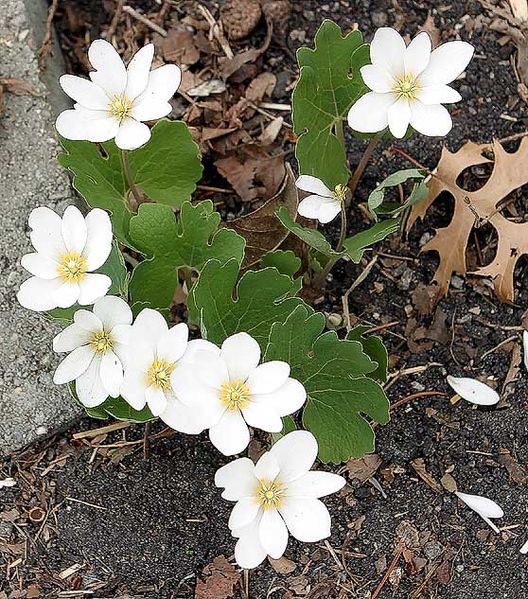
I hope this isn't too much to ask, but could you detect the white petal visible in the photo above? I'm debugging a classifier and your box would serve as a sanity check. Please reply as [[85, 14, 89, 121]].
[[524, 331, 528, 371], [298, 195, 327, 220], [88, 39, 127, 97], [171, 364, 223, 417], [180, 339, 220, 364], [387, 97, 411, 138], [59, 74, 109, 110], [520, 539, 528, 555], [21, 253, 59, 279], [93, 295, 132, 330], [247, 361, 290, 395], [55, 109, 119, 143], [455, 491, 504, 519], [215, 458, 259, 501], [17, 277, 63, 311], [77, 273, 111, 305], [132, 64, 181, 113], [404, 32, 431, 77], [370, 27, 406, 77], [242, 401, 283, 433], [73, 309, 102, 331], [100, 351, 123, 398], [55, 281, 81, 308], [259, 509, 288, 559], [159, 396, 208, 434], [28, 206, 66, 259], [221, 332, 261, 382], [409, 101, 452, 136], [419, 41, 474, 86], [416, 84, 462, 105], [295, 175, 333, 198], [157, 323, 189, 364], [254, 451, 281, 481], [83, 209, 113, 271], [347, 92, 395, 133], [253, 378, 306, 417], [269, 431, 318, 483], [61, 206, 87, 254], [446, 375, 499, 406], [286, 471, 345, 498], [53, 345, 95, 385], [130, 99, 172, 122], [53, 323, 91, 353], [125, 44, 155, 100], [209, 409, 250, 456], [234, 513, 267, 569], [360, 64, 394, 93], [120, 367, 147, 410], [145, 385, 168, 417], [193, 351, 230, 390], [317, 199, 342, 224], [279, 497, 331, 542], [75, 355, 108, 407], [229, 497, 261, 530], [132, 308, 168, 353], [114, 118, 151, 150]]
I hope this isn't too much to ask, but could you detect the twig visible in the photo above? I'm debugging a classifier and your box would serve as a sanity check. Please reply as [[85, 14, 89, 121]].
[[371, 545, 403, 599], [106, 0, 124, 39], [65, 497, 107, 510], [479, 334, 519, 361], [197, 4, 234, 59], [122, 5, 168, 36], [391, 146, 429, 171], [72, 421, 131, 440], [37, 0, 59, 69], [389, 390, 447, 412], [342, 255, 379, 330]]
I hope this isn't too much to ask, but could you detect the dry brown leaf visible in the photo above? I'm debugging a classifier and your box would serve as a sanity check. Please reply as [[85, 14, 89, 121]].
[[498, 448, 528, 483], [268, 555, 297, 574], [410, 458, 442, 493], [346, 454, 382, 483], [407, 139, 528, 302], [440, 472, 458, 493], [159, 27, 201, 65], [195, 555, 239, 599], [0, 78, 38, 97]]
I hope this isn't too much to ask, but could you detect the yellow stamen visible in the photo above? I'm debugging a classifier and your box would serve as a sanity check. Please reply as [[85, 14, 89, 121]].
[[146, 359, 175, 391], [219, 380, 251, 411], [257, 480, 285, 510], [393, 74, 419, 100], [56, 252, 88, 283], [89, 330, 114, 355], [333, 184, 349, 203], [109, 95, 133, 122]]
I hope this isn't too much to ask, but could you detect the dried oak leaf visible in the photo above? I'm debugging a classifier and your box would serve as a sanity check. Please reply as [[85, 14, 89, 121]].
[[407, 139, 528, 302], [346, 454, 382, 483], [195, 555, 239, 599]]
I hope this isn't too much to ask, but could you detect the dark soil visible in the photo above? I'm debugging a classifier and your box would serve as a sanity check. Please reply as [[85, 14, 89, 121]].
[[2, 1, 528, 598]]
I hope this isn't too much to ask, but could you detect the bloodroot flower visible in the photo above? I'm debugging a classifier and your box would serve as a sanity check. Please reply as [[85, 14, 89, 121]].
[[56, 40, 181, 150], [295, 175, 348, 224], [348, 27, 474, 138], [17, 206, 112, 312], [53, 296, 132, 407], [171, 332, 307, 456], [215, 431, 345, 569]]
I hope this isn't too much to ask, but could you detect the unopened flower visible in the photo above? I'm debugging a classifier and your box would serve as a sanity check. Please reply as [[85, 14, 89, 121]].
[[53, 296, 132, 407], [215, 430, 345, 569], [455, 491, 504, 534], [17, 206, 112, 312], [172, 332, 307, 455], [446, 375, 500, 406], [295, 176, 347, 224], [348, 27, 474, 138], [56, 40, 181, 150]]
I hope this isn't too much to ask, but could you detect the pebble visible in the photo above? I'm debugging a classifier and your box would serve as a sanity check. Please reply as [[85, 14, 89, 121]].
[[419, 231, 433, 246], [371, 10, 388, 27], [450, 275, 465, 290], [36, 425, 48, 436]]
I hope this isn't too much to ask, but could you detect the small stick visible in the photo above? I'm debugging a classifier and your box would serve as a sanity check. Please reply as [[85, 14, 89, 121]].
[[389, 390, 447, 411], [391, 146, 429, 171], [342, 256, 379, 331], [37, 0, 59, 68], [106, 0, 124, 39], [122, 5, 168, 36], [371, 545, 403, 599], [72, 421, 131, 440]]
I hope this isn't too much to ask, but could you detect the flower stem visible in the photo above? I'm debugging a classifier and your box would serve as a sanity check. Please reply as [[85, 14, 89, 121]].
[[347, 131, 384, 204], [121, 149, 142, 211], [312, 203, 347, 288]]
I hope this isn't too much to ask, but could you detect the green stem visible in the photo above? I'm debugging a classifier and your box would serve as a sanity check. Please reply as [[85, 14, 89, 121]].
[[313, 203, 347, 288], [347, 131, 384, 205], [121, 149, 142, 211]]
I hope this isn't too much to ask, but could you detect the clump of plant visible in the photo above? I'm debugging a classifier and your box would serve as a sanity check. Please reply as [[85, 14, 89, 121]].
[[17, 23, 473, 568]]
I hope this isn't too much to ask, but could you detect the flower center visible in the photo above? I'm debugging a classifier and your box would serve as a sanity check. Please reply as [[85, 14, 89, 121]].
[[89, 330, 114, 355], [333, 184, 349, 203], [146, 359, 175, 391], [219, 380, 251, 410], [56, 252, 88, 283], [257, 480, 285, 510], [109, 95, 133, 122], [394, 74, 419, 100]]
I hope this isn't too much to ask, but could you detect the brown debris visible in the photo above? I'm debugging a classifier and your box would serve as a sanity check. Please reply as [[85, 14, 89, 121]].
[[195, 555, 240, 599], [498, 448, 528, 484], [410, 458, 442, 493], [346, 454, 382, 483], [221, 0, 262, 40]]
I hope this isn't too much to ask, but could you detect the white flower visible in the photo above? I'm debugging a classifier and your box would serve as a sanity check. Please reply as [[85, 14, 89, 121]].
[[295, 176, 347, 224], [455, 491, 504, 534], [53, 296, 132, 407], [56, 40, 181, 150], [446, 375, 500, 406], [347, 28, 474, 138], [171, 332, 307, 456], [17, 206, 112, 312], [215, 430, 345, 569], [119, 308, 211, 432]]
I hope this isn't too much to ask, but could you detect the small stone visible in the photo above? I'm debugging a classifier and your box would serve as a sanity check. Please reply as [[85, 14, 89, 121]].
[[450, 275, 465, 290], [289, 29, 306, 43], [371, 10, 387, 27], [419, 231, 433, 246], [36, 426, 48, 436]]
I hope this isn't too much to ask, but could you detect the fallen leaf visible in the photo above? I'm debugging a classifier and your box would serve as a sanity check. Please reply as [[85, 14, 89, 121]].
[[440, 473, 458, 493], [346, 454, 382, 484], [159, 27, 201, 65], [268, 555, 297, 574], [410, 458, 442, 493], [498, 448, 528, 484], [195, 555, 240, 599], [407, 139, 528, 302], [0, 78, 38, 96]]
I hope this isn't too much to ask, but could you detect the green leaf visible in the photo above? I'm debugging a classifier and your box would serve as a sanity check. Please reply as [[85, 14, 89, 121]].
[[271, 415, 297, 443], [367, 168, 425, 216], [346, 325, 388, 383], [276, 206, 341, 258], [292, 20, 369, 188], [265, 304, 389, 463], [342, 219, 400, 263], [58, 120, 203, 245], [128, 201, 245, 311], [261, 250, 302, 277], [188, 258, 304, 348], [46, 242, 128, 323]]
